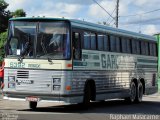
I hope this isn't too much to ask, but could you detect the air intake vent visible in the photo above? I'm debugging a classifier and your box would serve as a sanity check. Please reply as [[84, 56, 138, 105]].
[[17, 71, 29, 78]]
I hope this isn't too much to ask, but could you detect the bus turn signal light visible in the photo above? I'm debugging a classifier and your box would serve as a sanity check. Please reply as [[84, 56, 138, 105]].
[[66, 86, 71, 91], [67, 64, 72, 68]]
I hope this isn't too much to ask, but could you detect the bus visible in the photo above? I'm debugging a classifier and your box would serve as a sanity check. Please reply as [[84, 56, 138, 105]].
[[3, 17, 158, 109]]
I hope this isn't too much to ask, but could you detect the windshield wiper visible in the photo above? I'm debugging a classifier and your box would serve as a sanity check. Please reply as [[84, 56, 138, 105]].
[[40, 34, 52, 63]]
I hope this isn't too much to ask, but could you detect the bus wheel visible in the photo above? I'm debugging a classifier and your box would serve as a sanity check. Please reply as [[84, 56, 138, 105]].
[[83, 83, 91, 108], [125, 82, 136, 103], [29, 101, 37, 110], [135, 82, 143, 103]]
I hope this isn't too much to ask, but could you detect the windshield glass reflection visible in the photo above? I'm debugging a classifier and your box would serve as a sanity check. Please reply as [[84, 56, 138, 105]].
[[37, 22, 70, 59]]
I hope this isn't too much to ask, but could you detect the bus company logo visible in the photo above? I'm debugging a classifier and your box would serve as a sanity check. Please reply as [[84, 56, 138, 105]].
[[16, 80, 34, 85]]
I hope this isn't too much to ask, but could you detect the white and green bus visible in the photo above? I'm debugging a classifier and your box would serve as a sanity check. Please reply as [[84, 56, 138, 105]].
[[3, 17, 158, 109]]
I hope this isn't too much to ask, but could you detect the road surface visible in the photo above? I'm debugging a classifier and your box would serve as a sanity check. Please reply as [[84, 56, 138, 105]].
[[0, 94, 160, 120]]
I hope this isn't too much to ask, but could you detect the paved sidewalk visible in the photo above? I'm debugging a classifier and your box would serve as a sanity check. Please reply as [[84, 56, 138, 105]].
[[0, 89, 2, 99], [144, 92, 160, 98]]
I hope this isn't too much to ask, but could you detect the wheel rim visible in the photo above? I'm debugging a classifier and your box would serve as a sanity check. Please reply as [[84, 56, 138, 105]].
[[138, 84, 143, 101]]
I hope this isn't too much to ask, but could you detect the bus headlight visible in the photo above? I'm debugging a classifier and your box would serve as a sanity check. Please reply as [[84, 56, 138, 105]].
[[8, 76, 16, 88], [53, 78, 61, 85], [8, 76, 15, 82], [53, 85, 61, 91], [53, 78, 61, 91], [8, 83, 15, 88]]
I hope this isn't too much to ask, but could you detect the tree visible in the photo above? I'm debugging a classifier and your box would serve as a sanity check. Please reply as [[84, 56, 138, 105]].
[[0, 31, 7, 48], [0, 31, 7, 63], [0, 1, 27, 65], [12, 9, 26, 17], [0, 0, 11, 33]]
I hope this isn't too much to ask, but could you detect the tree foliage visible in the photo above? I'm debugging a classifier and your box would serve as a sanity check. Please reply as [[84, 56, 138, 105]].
[[12, 9, 26, 17], [0, 0, 11, 33], [0, 1, 27, 64], [0, 47, 4, 63], [0, 31, 7, 48], [0, 1, 26, 33], [0, 31, 7, 62]]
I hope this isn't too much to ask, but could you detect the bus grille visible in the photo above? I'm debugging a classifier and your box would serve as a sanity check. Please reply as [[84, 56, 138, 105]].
[[17, 71, 29, 79]]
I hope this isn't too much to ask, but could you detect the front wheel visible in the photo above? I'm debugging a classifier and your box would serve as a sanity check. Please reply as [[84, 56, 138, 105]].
[[29, 102, 37, 110], [82, 83, 91, 108]]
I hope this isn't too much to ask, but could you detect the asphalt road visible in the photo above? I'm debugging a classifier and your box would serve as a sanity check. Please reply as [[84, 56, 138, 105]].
[[0, 94, 160, 120]]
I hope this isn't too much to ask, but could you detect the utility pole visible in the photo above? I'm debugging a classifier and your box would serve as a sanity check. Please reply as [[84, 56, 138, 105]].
[[116, 0, 119, 28]]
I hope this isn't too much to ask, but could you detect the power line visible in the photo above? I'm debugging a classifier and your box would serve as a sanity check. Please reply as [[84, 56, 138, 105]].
[[108, 18, 115, 26], [106, 7, 116, 23], [120, 8, 160, 17], [92, 0, 115, 20]]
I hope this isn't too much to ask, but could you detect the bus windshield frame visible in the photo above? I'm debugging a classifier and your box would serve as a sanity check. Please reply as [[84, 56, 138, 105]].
[[6, 20, 71, 60]]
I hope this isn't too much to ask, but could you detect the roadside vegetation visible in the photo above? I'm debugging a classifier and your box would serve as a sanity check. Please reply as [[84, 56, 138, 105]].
[[0, 0, 26, 65]]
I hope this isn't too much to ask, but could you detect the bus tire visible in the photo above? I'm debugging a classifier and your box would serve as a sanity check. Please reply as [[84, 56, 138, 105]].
[[135, 82, 143, 103], [82, 83, 91, 108], [29, 102, 37, 110], [125, 81, 136, 103]]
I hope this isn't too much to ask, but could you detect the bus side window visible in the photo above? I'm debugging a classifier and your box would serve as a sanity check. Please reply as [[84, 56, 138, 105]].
[[149, 42, 157, 56], [73, 32, 81, 60], [110, 35, 116, 52]]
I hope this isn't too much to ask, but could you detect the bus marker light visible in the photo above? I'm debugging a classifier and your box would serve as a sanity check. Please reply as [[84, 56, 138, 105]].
[[66, 86, 71, 91]]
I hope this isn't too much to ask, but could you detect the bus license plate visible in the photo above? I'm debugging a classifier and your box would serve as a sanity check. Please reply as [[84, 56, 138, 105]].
[[26, 97, 40, 102]]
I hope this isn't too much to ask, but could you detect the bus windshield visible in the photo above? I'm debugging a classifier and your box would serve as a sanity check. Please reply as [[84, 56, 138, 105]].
[[6, 20, 71, 60]]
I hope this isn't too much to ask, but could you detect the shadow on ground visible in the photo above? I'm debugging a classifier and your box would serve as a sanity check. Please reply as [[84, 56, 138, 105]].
[[18, 99, 160, 115]]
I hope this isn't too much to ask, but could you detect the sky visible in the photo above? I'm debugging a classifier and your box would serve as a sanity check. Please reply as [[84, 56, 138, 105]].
[[5, 0, 160, 35]]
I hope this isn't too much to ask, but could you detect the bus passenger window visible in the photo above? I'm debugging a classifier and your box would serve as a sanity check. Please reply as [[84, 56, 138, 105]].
[[136, 40, 141, 54], [98, 34, 104, 50], [84, 32, 90, 49], [121, 38, 127, 53], [131, 40, 136, 54], [104, 35, 109, 51], [110, 35, 116, 52], [73, 32, 81, 60], [126, 39, 131, 53], [150, 43, 157, 56], [141, 41, 146, 55], [145, 42, 149, 55], [116, 37, 121, 52], [121, 38, 131, 53], [91, 33, 96, 50]]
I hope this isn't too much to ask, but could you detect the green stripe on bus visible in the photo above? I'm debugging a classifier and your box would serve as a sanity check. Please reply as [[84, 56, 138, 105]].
[[137, 59, 157, 63], [73, 62, 87, 66], [137, 64, 157, 69], [94, 62, 100, 67], [93, 55, 100, 60], [82, 54, 88, 59]]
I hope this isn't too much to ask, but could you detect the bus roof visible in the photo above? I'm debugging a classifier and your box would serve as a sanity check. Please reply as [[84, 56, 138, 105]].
[[9, 17, 156, 42]]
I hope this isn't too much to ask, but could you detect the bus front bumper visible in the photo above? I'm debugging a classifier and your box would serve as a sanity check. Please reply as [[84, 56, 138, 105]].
[[2, 91, 83, 104]]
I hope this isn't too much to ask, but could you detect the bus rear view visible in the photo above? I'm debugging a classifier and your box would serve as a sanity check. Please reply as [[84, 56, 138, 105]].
[[3, 18, 72, 109]]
